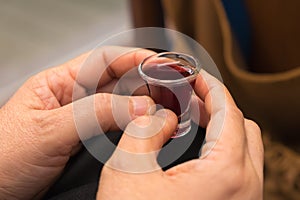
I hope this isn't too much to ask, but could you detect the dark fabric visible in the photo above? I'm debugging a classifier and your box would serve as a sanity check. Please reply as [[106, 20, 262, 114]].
[[47, 182, 98, 200]]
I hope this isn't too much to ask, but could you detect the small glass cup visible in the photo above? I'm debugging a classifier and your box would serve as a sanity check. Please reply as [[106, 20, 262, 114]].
[[138, 52, 200, 138]]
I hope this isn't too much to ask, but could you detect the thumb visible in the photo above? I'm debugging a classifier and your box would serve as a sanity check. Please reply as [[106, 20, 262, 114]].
[[106, 109, 178, 173], [46, 94, 154, 146]]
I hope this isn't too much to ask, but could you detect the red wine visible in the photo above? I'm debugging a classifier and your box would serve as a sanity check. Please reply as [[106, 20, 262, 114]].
[[142, 62, 196, 120]]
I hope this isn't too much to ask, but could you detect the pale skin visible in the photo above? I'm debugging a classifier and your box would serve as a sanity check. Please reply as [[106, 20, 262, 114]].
[[0, 46, 263, 200]]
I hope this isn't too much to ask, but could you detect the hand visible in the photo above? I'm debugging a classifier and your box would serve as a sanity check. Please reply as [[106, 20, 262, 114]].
[[97, 70, 264, 200], [0, 46, 155, 199]]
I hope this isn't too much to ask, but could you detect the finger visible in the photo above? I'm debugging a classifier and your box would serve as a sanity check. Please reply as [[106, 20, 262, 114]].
[[27, 46, 155, 108], [194, 70, 247, 158], [96, 66, 150, 96], [119, 109, 177, 152], [106, 109, 178, 173], [44, 94, 155, 147], [190, 95, 209, 128], [244, 119, 264, 182], [72, 46, 156, 91], [194, 69, 237, 115]]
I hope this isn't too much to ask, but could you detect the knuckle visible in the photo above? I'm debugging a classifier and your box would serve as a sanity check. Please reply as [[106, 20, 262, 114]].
[[245, 119, 261, 134], [226, 104, 244, 120], [233, 106, 244, 119], [221, 163, 247, 194], [30, 111, 53, 132], [29, 111, 64, 143], [95, 93, 112, 113], [96, 93, 112, 102]]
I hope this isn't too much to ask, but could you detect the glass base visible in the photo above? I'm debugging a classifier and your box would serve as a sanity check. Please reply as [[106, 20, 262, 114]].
[[171, 120, 191, 138]]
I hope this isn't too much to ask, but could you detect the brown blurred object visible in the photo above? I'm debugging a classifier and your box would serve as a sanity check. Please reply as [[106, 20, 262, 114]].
[[263, 134, 300, 200], [130, 0, 165, 28], [129, 0, 169, 49], [130, 0, 300, 199], [246, 0, 300, 73]]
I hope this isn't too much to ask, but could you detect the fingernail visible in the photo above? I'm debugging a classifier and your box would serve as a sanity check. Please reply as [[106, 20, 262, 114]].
[[132, 96, 153, 116]]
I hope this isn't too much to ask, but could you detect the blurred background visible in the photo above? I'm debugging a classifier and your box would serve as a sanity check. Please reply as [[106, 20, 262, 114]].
[[1, 0, 299, 200], [0, 0, 131, 105]]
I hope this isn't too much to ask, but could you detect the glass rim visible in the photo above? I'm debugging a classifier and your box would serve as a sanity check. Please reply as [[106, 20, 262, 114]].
[[138, 52, 200, 86]]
